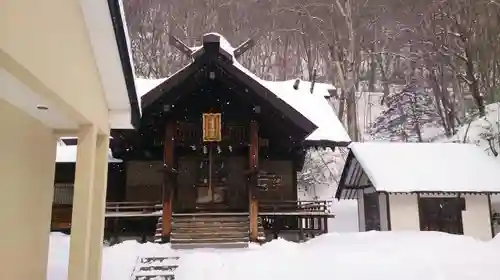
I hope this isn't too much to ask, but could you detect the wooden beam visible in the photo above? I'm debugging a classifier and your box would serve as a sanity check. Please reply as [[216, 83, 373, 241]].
[[234, 38, 255, 58], [250, 197, 259, 242], [169, 35, 194, 58], [162, 121, 176, 240], [248, 120, 260, 242]]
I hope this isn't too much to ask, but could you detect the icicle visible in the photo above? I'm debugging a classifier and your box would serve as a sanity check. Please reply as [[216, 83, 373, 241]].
[[203, 145, 208, 154], [228, 145, 233, 152], [217, 145, 222, 154]]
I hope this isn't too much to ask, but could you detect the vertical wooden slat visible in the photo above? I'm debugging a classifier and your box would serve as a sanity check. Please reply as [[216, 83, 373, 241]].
[[248, 120, 259, 242], [162, 121, 175, 240], [250, 197, 259, 242]]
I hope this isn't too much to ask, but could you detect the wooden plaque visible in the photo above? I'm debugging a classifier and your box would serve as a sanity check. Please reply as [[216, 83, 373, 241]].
[[202, 113, 222, 142]]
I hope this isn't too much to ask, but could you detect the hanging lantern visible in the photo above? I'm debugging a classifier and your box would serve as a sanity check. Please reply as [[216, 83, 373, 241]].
[[202, 113, 222, 142]]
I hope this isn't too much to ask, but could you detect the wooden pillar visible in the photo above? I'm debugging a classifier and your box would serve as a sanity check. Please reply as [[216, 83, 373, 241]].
[[162, 121, 176, 242], [249, 121, 259, 170], [248, 120, 259, 242]]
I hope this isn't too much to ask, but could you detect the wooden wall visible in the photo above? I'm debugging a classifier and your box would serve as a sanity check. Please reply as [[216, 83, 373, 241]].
[[53, 162, 125, 203], [125, 161, 163, 202], [175, 156, 247, 211], [174, 157, 295, 211], [259, 160, 295, 200]]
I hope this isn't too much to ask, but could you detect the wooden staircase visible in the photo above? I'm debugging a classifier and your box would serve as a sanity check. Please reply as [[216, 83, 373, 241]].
[[171, 214, 249, 249], [155, 213, 266, 248]]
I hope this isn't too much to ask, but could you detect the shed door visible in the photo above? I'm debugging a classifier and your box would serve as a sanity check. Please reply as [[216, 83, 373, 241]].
[[419, 197, 465, 235]]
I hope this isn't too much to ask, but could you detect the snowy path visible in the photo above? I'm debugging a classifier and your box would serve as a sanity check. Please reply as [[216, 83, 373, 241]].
[[48, 231, 500, 280]]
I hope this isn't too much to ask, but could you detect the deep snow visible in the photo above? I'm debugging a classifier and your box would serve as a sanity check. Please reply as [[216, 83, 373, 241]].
[[48, 231, 500, 280]]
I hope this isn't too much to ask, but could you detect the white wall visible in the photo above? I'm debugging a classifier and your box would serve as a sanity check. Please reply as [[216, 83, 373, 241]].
[[462, 194, 493, 241], [0, 100, 57, 280], [388, 194, 420, 231]]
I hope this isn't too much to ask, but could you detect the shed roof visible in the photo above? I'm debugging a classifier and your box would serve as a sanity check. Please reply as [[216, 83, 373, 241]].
[[336, 142, 500, 198]]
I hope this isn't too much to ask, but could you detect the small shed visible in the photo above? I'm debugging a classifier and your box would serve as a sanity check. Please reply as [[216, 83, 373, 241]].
[[335, 142, 500, 240]]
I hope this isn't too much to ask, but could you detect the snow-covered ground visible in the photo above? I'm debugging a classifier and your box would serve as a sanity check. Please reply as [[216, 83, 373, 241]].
[[48, 231, 500, 280]]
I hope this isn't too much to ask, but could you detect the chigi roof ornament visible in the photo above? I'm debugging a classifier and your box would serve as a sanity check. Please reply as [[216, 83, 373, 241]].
[[168, 33, 256, 60]]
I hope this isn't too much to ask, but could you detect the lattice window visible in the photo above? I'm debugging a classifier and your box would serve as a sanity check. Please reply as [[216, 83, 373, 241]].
[[53, 183, 74, 205]]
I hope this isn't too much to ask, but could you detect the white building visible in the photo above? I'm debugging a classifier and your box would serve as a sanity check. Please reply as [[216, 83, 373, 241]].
[[335, 142, 500, 241]]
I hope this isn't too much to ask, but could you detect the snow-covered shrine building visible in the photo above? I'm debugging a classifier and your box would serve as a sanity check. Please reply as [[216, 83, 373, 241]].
[[52, 33, 351, 247], [335, 142, 500, 240]]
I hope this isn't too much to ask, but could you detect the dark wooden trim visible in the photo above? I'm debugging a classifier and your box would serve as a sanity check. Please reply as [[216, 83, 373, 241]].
[[234, 38, 255, 58], [383, 191, 392, 231], [351, 160, 364, 188], [335, 151, 354, 199], [487, 194, 495, 238], [303, 140, 350, 149], [106, 0, 141, 128], [141, 61, 203, 108], [161, 121, 176, 238], [416, 192, 422, 231]]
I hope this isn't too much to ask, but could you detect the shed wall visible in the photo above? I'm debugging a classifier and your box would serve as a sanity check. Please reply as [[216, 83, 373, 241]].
[[388, 194, 420, 231], [462, 194, 493, 241]]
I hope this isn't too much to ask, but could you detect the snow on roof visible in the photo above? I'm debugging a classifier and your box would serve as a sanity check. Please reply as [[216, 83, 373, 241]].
[[56, 143, 122, 163], [260, 78, 349, 142], [134, 33, 350, 143], [135, 77, 167, 99], [350, 142, 500, 193]]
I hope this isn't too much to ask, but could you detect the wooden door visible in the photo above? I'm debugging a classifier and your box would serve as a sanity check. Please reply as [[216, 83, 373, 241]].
[[419, 197, 465, 235], [196, 145, 229, 206]]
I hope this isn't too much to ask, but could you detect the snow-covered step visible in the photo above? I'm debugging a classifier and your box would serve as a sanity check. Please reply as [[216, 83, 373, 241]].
[[132, 256, 180, 280], [171, 241, 249, 250], [170, 214, 250, 248]]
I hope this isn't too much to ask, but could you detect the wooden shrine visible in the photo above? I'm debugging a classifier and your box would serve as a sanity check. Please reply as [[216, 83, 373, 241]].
[[51, 33, 337, 245]]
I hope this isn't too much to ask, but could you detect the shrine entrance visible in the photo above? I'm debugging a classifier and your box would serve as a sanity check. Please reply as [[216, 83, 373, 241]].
[[195, 144, 228, 206], [173, 113, 250, 213]]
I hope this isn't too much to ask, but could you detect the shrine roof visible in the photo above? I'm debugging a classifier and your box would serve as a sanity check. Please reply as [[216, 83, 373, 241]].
[[136, 33, 350, 146]]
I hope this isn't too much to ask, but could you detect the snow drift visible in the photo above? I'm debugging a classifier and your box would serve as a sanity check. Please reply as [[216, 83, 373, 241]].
[[48, 231, 500, 280]]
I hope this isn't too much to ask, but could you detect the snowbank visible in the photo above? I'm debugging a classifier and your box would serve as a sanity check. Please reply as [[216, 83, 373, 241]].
[[48, 231, 500, 280], [446, 103, 500, 158]]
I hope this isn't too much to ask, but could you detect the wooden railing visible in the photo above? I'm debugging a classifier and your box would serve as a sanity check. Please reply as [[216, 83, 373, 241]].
[[53, 183, 74, 205], [105, 201, 162, 215], [258, 200, 333, 240], [52, 201, 163, 231], [259, 200, 331, 214]]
